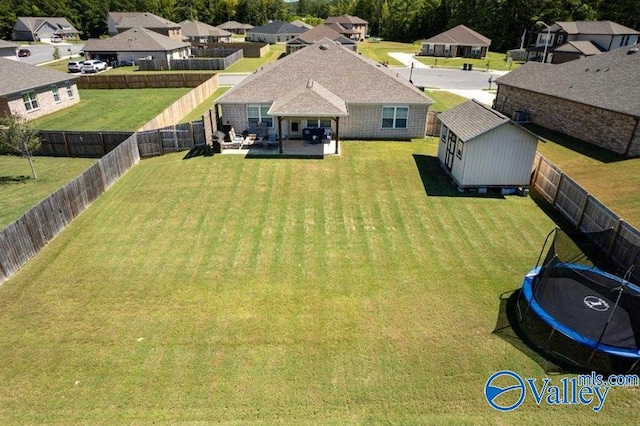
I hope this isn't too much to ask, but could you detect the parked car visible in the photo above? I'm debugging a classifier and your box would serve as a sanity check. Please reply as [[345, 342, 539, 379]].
[[18, 48, 31, 57], [81, 59, 107, 73], [68, 60, 85, 73], [51, 35, 62, 43]]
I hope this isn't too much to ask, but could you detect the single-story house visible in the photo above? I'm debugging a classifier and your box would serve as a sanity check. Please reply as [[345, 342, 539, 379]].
[[419, 24, 491, 58], [107, 12, 183, 41], [286, 25, 357, 55], [215, 38, 433, 152], [551, 41, 604, 64], [12, 17, 80, 42], [82, 27, 190, 64], [0, 58, 80, 119], [527, 20, 639, 63], [0, 40, 18, 60], [180, 20, 232, 44], [217, 21, 253, 35], [324, 15, 368, 41], [494, 45, 640, 157], [246, 21, 306, 44], [437, 99, 538, 190]]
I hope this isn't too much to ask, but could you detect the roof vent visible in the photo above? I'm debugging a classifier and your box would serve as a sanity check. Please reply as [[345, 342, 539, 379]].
[[319, 43, 329, 50], [627, 47, 639, 55]]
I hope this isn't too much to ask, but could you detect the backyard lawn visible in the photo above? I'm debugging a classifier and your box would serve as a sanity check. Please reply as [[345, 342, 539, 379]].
[[424, 89, 467, 112], [31, 88, 191, 131], [0, 139, 637, 423], [0, 155, 96, 228], [222, 44, 286, 73], [357, 40, 421, 66]]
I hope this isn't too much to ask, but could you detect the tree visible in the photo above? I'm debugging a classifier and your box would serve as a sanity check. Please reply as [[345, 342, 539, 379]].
[[0, 114, 42, 180]]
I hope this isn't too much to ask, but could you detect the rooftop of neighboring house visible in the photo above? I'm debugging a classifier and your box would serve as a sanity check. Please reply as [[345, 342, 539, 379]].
[[0, 57, 79, 97], [217, 21, 254, 31], [324, 15, 368, 25], [14, 17, 79, 34], [111, 12, 180, 30], [83, 27, 189, 52], [422, 24, 491, 46], [553, 40, 605, 56], [495, 45, 640, 117], [290, 20, 313, 30], [549, 21, 639, 35], [180, 20, 232, 38], [248, 21, 306, 35], [288, 25, 355, 45]]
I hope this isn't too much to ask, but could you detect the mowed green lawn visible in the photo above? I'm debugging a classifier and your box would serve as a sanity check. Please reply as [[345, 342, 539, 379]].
[[1, 140, 638, 423], [31, 88, 191, 131], [0, 155, 96, 228], [358, 40, 421, 66]]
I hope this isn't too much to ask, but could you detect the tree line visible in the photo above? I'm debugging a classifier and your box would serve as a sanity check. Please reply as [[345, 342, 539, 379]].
[[1, 0, 638, 52]]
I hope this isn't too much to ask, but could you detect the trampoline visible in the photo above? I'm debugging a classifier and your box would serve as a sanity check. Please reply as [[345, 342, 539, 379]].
[[517, 228, 640, 372]]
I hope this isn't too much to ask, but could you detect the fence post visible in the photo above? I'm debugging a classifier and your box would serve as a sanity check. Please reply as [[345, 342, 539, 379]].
[[551, 171, 564, 208], [157, 130, 164, 156], [530, 154, 543, 188], [606, 220, 623, 259], [99, 132, 106, 156]]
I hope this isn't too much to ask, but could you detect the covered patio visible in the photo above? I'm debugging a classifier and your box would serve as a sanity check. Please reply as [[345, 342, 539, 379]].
[[221, 138, 339, 157]]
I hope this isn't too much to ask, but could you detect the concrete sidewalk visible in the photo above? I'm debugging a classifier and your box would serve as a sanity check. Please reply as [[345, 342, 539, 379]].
[[388, 52, 429, 68]]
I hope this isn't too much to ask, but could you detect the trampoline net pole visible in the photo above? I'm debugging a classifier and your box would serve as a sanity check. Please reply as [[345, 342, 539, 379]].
[[588, 283, 626, 364]]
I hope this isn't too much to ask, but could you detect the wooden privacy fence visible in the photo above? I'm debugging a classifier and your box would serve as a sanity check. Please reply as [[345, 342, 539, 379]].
[[137, 122, 206, 157], [426, 110, 441, 136], [76, 73, 215, 89], [38, 130, 133, 157], [530, 154, 640, 266], [0, 136, 141, 284], [138, 50, 242, 71], [193, 42, 269, 58]]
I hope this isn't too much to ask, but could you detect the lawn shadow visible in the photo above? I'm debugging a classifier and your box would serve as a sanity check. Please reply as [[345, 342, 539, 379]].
[[412, 154, 505, 199], [0, 175, 30, 185], [524, 123, 626, 164], [182, 145, 214, 159]]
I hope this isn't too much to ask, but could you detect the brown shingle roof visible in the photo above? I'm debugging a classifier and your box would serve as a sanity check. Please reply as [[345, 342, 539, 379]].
[[0, 57, 78, 97], [218, 39, 431, 106], [423, 24, 491, 46], [83, 27, 189, 52], [180, 20, 231, 38], [324, 15, 368, 25], [294, 25, 355, 44], [551, 21, 639, 35], [439, 99, 509, 141], [115, 12, 180, 30], [553, 41, 604, 56], [217, 21, 253, 31], [495, 45, 640, 117], [268, 79, 348, 117]]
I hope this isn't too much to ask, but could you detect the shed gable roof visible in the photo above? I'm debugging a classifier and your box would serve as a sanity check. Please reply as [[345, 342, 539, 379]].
[[495, 45, 640, 117], [0, 57, 78, 97], [423, 24, 491, 46], [217, 39, 432, 106], [439, 99, 510, 141], [83, 27, 189, 52]]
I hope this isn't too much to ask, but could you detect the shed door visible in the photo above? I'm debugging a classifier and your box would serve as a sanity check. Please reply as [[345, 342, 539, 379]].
[[445, 132, 457, 171]]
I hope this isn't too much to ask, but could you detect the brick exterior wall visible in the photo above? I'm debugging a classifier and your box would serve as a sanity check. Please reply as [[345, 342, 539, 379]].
[[495, 85, 640, 156], [219, 103, 429, 140], [2, 82, 80, 120]]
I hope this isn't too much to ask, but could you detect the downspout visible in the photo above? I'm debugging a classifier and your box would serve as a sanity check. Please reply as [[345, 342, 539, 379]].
[[623, 116, 640, 157]]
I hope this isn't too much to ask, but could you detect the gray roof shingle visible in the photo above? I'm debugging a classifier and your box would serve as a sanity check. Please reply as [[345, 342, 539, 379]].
[[217, 21, 253, 31], [268, 79, 348, 116], [551, 21, 639, 36], [496, 45, 640, 117], [83, 27, 189, 52], [553, 41, 604, 55], [0, 57, 78, 97], [115, 12, 180, 30], [438, 99, 509, 141], [423, 24, 491, 46], [324, 15, 368, 25], [248, 21, 306, 35], [217, 39, 432, 106]]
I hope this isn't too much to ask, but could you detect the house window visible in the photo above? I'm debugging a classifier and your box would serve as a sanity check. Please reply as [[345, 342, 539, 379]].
[[65, 81, 74, 98], [557, 34, 565, 44], [51, 84, 61, 103], [22, 91, 39, 111], [428, 44, 434, 54], [471, 46, 481, 55], [456, 138, 464, 159], [247, 104, 273, 128], [444, 44, 451, 55], [382, 106, 408, 129], [306, 118, 332, 128]]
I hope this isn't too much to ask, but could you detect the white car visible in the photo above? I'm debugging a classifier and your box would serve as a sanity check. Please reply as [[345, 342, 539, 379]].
[[81, 60, 107, 73]]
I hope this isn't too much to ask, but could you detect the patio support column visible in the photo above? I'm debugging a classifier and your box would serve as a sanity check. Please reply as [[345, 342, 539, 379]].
[[334, 117, 340, 155], [278, 116, 283, 154]]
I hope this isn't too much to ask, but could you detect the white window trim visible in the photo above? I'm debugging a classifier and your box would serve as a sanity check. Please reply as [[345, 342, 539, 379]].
[[22, 90, 39, 112], [51, 84, 61, 103], [381, 106, 409, 129], [247, 104, 273, 128], [65, 81, 74, 98]]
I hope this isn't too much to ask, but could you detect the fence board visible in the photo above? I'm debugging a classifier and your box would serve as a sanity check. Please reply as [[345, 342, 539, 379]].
[[532, 157, 561, 203], [554, 174, 588, 226]]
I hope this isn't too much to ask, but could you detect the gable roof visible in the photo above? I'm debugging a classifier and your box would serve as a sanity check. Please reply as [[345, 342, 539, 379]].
[[0, 57, 78, 97], [217, 21, 253, 31], [83, 27, 189, 52], [114, 12, 180, 30], [324, 23, 359, 35], [180, 20, 231, 38], [291, 25, 356, 45], [423, 24, 491, 46], [495, 45, 640, 117], [248, 21, 306, 35], [217, 39, 431, 106], [14, 17, 79, 34], [553, 40, 604, 56], [324, 15, 368, 25], [290, 20, 313, 30], [550, 21, 639, 36], [439, 99, 512, 141], [268, 79, 348, 117]]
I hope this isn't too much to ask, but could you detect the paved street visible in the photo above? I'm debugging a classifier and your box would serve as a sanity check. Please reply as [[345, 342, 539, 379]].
[[17, 42, 85, 66]]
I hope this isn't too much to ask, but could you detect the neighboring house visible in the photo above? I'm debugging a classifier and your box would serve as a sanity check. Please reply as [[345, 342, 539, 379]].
[[12, 17, 80, 42], [286, 25, 357, 55], [180, 20, 232, 44], [528, 20, 639, 62], [0, 40, 18, 60], [83, 27, 190, 64], [419, 24, 491, 58], [217, 21, 254, 35], [437, 99, 538, 190], [216, 38, 433, 150], [550, 41, 605, 64], [107, 12, 183, 41], [0, 58, 80, 119], [324, 15, 368, 41], [290, 20, 313, 30], [246, 21, 306, 44], [494, 45, 640, 157]]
